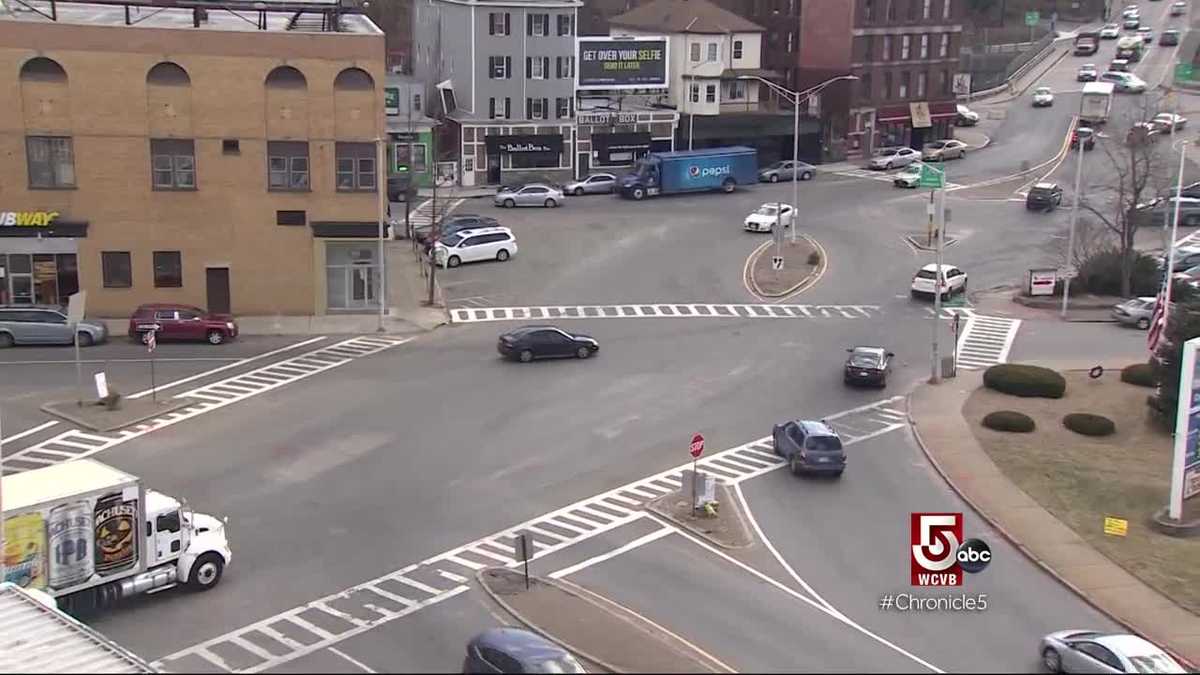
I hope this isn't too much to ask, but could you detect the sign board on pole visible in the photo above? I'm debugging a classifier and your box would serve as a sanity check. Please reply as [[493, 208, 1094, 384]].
[[66, 291, 86, 326], [918, 165, 944, 189], [513, 532, 534, 562], [1103, 516, 1128, 537], [576, 36, 669, 90], [690, 433, 705, 459], [1170, 338, 1200, 518], [384, 87, 400, 116], [952, 73, 972, 96], [1176, 62, 1195, 83], [909, 101, 932, 129], [94, 372, 109, 399], [772, 256, 784, 271], [1025, 10, 1040, 26], [1029, 268, 1057, 296]]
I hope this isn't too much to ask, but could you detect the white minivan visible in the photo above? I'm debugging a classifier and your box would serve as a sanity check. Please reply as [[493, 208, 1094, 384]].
[[434, 227, 518, 268]]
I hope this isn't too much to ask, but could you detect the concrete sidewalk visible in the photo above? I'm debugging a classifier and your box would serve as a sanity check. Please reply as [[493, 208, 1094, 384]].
[[908, 369, 1200, 668]]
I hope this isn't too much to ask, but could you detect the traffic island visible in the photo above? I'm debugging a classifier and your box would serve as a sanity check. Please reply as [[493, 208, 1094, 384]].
[[746, 236, 823, 298], [478, 567, 729, 673], [42, 396, 199, 433], [646, 483, 754, 549]]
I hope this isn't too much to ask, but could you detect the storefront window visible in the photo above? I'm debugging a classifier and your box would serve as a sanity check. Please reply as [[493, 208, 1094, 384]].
[[0, 253, 76, 305], [326, 242, 379, 311], [396, 143, 428, 172]]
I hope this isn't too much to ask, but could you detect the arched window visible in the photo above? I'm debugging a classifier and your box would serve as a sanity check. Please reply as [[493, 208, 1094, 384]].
[[20, 57, 67, 83], [333, 67, 373, 91], [265, 65, 307, 89], [146, 62, 190, 86]]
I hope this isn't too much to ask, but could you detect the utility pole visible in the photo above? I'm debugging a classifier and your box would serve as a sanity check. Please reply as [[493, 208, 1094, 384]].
[[930, 185, 946, 384], [428, 128, 439, 306], [408, 86, 416, 240], [790, 89, 800, 244], [376, 137, 387, 332], [0, 404, 5, 584], [1061, 105, 1087, 316]]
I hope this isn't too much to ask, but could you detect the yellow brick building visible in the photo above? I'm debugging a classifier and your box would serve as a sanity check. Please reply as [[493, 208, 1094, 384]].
[[0, 1, 388, 318]]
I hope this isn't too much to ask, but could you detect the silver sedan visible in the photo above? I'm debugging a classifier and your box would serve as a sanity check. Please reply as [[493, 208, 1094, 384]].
[[1039, 630, 1184, 673], [758, 160, 816, 183], [1111, 297, 1157, 329], [493, 183, 564, 208], [564, 173, 617, 196]]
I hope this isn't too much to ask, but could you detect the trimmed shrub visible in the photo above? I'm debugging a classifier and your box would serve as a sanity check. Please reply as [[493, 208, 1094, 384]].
[[983, 364, 1067, 398], [981, 410, 1036, 433], [807, 250, 821, 266], [1063, 412, 1116, 437], [1120, 363, 1155, 388]]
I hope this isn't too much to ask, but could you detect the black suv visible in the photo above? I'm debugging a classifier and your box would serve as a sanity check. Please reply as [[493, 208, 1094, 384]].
[[772, 420, 846, 477], [1026, 182, 1064, 212]]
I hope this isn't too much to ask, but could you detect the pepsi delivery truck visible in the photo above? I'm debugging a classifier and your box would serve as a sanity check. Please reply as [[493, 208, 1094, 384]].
[[618, 146, 758, 200]]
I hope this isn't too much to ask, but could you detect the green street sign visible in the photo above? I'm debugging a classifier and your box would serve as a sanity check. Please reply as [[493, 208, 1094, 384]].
[[1177, 62, 1195, 82], [1025, 10, 1039, 26], [919, 165, 945, 189]]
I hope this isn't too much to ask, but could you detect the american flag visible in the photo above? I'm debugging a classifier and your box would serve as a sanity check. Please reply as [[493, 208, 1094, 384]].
[[1148, 283, 1169, 354], [146, 329, 157, 353]]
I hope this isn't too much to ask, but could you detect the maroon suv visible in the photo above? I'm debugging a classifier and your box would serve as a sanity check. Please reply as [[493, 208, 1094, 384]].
[[128, 304, 238, 345]]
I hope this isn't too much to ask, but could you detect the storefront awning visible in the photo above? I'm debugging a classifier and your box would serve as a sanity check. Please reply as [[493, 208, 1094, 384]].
[[311, 222, 384, 238], [0, 219, 87, 238]]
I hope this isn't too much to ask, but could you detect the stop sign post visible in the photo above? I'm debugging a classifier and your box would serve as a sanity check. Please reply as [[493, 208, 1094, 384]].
[[690, 433, 705, 513]]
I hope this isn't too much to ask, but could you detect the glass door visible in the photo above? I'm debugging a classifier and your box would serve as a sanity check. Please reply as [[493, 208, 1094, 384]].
[[348, 265, 377, 309]]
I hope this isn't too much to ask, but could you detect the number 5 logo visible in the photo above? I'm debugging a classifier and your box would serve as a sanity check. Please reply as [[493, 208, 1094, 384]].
[[911, 513, 962, 573]]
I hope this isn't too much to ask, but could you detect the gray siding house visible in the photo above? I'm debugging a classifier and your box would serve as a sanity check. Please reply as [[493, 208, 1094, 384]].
[[412, 0, 583, 187]]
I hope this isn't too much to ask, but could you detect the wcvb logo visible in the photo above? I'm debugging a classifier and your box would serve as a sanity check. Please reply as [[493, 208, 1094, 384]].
[[687, 165, 731, 178], [910, 513, 991, 586]]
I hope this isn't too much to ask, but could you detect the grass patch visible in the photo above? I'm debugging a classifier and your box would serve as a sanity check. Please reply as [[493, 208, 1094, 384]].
[[964, 370, 1200, 615]]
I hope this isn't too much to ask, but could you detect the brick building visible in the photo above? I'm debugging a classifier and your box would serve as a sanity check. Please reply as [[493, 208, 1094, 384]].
[[0, 0, 389, 318]]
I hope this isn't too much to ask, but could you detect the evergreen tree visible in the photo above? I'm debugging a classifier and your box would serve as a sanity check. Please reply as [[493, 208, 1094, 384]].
[[1151, 306, 1200, 428]]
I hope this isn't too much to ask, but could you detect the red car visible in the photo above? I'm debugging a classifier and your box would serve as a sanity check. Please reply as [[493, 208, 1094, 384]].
[[128, 304, 238, 345]]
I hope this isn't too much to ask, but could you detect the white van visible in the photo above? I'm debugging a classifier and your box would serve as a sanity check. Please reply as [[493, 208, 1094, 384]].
[[434, 227, 518, 268]]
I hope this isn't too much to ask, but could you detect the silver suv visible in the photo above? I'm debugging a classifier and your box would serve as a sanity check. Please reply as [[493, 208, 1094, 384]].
[[0, 306, 108, 347]]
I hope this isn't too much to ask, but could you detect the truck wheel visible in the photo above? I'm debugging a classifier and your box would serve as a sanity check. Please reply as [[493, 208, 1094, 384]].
[[631, 187, 645, 200], [188, 553, 225, 590], [722, 178, 736, 193]]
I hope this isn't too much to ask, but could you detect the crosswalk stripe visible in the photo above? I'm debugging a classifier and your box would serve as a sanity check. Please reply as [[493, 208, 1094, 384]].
[[450, 303, 882, 324]]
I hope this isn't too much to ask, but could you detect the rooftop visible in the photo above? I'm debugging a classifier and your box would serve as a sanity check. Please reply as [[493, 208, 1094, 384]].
[[610, 0, 763, 34], [0, 0, 381, 34]]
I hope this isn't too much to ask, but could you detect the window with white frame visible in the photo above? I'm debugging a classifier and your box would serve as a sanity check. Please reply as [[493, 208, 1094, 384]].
[[923, 0, 931, 19], [943, 0, 951, 19], [733, 40, 743, 59], [556, 97, 571, 118], [939, 34, 949, 58], [726, 79, 747, 100], [556, 14, 573, 36], [901, 35, 910, 59], [488, 97, 512, 119], [707, 42, 718, 62], [916, 71, 926, 97], [335, 142, 376, 192], [690, 42, 701, 61], [705, 84, 716, 103], [267, 141, 309, 191], [528, 97, 546, 119], [556, 56, 574, 78], [25, 136, 75, 188], [530, 57, 546, 79], [690, 83, 700, 102], [920, 34, 928, 59], [529, 13, 548, 36], [488, 12, 509, 35], [489, 56, 510, 79], [150, 139, 196, 190], [899, 71, 909, 98]]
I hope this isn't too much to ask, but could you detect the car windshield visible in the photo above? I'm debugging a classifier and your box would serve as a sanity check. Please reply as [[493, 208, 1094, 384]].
[[528, 656, 587, 673], [926, 141, 946, 149], [805, 436, 843, 452], [755, 205, 781, 216], [1129, 653, 1185, 674], [1035, 88, 1051, 95], [766, 161, 786, 169], [441, 233, 464, 247], [850, 353, 881, 367]]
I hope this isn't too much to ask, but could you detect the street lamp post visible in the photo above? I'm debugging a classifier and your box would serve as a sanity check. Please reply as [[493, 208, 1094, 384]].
[[739, 74, 858, 244], [1061, 99, 1089, 318]]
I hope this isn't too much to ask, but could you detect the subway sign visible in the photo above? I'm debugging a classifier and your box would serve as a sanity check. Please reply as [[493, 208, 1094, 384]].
[[0, 211, 59, 227]]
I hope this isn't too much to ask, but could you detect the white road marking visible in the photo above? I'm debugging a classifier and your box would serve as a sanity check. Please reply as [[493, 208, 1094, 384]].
[[955, 314, 1021, 370], [1, 336, 409, 475], [2, 420, 58, 445], [155, 398, 912, 673], [450, 303, 880, 324], [548, 523, 674, 579], [329, 647, 378, 673]]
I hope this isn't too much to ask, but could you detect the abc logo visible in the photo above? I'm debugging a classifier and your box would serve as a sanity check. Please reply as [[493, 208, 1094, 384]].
[[956, 538, 992, 574]]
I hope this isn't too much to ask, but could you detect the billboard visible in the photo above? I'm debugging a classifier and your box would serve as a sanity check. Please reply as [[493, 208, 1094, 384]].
[[577, 36, 668, 90], [1170, 337, 1200, 519]]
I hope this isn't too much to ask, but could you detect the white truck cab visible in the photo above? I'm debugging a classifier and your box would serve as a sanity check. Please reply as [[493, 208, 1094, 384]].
[[144, 490, 232, 590]]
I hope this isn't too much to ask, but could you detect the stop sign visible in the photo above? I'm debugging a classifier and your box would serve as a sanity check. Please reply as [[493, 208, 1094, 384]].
[[690, 433, 705, 458]]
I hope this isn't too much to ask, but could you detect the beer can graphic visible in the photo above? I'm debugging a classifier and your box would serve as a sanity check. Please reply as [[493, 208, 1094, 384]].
[[94, 493, 138, 575], [3, 512, 47, 590], [48, 502, 94, 590]]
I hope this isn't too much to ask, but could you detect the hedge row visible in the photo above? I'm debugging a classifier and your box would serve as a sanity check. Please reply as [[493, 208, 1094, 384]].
[[983, 364, 1066, 398], [982, 410, 1036, 433]]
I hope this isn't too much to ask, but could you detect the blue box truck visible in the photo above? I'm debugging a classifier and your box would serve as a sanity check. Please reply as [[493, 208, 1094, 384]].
[[617, 146, 758, 200]]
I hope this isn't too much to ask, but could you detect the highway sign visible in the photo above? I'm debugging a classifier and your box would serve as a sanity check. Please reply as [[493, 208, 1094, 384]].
[[690, 433, 705, 459], [919, 165, 945, 189], [1177, 62, 1195, 82], [1025, 10, 1039, 26]]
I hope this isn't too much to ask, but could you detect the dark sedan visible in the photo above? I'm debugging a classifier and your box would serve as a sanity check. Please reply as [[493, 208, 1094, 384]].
[[463, 628, 585, 674], [844, 346, 893, 387], [497, 326, 599, 362], [416, 214, 500, 244]]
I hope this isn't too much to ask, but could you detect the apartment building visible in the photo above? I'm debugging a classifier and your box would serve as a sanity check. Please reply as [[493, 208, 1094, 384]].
[[798, 0, 963, 158], [0, 0, 387, 318], [412, 0, 583, 187]]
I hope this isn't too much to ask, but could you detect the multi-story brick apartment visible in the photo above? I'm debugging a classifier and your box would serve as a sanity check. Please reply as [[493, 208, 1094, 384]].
[[0, 0, 388, 318], [798, 0, 963, 159], [364, 0, 415, 72], [411, 0, 583, 187]]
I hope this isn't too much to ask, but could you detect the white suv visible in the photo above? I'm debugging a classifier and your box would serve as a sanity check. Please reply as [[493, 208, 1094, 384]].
[[1099, 71, 1146, 93], [434, 227, 518, 268], [911, 263, 968, 298]]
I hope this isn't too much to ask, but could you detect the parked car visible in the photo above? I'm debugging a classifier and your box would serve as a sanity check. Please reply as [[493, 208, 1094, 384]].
[[494, 183, 564, 208], [434, 227, 518, 268], [563, 172, 617, 196], [1039, 631, 1185, 674], [1162, 180, 1200, 200], [1099, 71, 1147, 93], [955, 104, 980, 126], [1112, 297, 1158, 329], [911, 263, 968, 299], [868, 146, 919, 170], [1160, 245, 1200, 271], [1152, 113, 1187, 132], [1171, 1, 1187, 17], [1160, 28, 1181, 46], [496, 325, 598, 362], [386, 173, 415, 202], [463, 628, 587, 674], [1077, 63, 1099, 82], [922, 139, 968, 161], [1140, 199, 1200, 226], [772, 420, 846, 477], [1128, 122, 1163, 146], [1099, 23, 1121, 39], [744, 203, 795, 232], [1032, 87, 1055, 107], [496, 175, 562, 193], [1123, 16, 1140, 29], [416, 214, 502, 245], [1173, 263, 1200, 282], [1070, 126, 1096, 151], [1026, 182, 1064, 211], [758, 159, 816, 183], [844, 346, 894, 387], [128, 304, 237, 345], [0, 306, 108, 348], [1137, 26, 1154, 43], [893, 164, 922, 188]]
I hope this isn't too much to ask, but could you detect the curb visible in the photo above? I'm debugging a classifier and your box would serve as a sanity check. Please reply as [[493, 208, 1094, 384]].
[[745, 234, 826, 299], [904, 390, 1198, 671], [40, 396, 201, 433], [644, 484, 755, 551]]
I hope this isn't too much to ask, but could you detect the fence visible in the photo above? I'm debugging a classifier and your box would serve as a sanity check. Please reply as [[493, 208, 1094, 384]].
[[960, 30, 1056, 93]]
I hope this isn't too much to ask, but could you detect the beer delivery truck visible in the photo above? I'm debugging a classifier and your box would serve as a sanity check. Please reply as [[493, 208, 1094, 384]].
[[2, 459, 231, 613]]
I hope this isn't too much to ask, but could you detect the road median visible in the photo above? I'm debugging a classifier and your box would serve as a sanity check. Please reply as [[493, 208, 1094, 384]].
[[745, 235, 824, 299]]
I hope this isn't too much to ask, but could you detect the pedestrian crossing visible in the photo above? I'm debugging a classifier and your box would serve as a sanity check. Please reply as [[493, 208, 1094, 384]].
[[450, 303, 881, 324], [1, 336, 411, 475], [153, 397, 908, 674], [955, 313, 1021, 370], [394, 197, 465, 237]]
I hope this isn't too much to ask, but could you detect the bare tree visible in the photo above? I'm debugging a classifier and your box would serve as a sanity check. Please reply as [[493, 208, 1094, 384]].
[[1053, 216, 1115, 269], [1078, 94, 1175, 297]]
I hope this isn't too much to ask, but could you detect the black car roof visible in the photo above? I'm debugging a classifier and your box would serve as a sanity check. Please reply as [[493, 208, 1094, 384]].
[[470, 627, 568, 662]]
